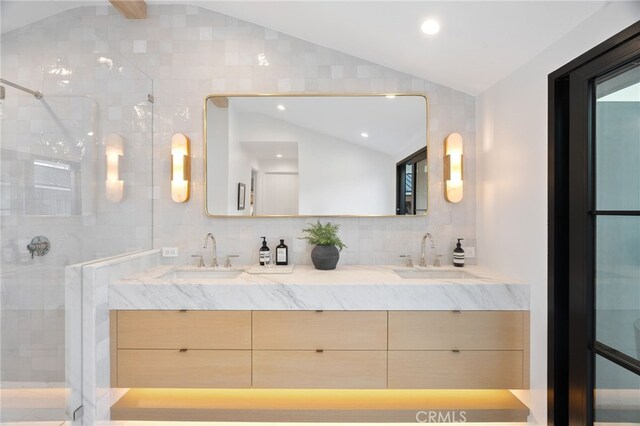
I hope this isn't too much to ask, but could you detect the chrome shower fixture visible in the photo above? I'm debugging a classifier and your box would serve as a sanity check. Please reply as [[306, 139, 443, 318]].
[[0, 78, 43, 99]]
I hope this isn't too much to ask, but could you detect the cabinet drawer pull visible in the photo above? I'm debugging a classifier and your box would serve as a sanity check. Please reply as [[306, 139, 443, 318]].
[[452, 349, 460, 353], [452, 310, 461, 314], [179, 309, 187, 313], [315, 310, 323, 313], [315, 349, 324, 353], [179, 348, 188, 352]]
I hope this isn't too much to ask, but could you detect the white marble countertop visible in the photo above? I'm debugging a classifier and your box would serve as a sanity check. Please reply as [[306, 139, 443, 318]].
[[109, 264, 529, 311]]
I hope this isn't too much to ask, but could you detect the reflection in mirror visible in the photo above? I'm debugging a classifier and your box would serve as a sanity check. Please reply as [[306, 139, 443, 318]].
[[205, 95, 428, 217], [396, 148, 427, 215]]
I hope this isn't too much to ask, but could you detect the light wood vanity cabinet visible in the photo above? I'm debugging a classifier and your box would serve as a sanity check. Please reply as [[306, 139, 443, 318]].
[[118, 349, 251, 388], [112, 311, 251, 388], [388, 311, 524, 350], [253, 350, 387, 389], [388, 311, 529, 389], [111, 310, 528, 390], [388, 350, 523, 389], [252, 311, 387, 388], [118, 310, 252, 349], [253, 311, 387, 350]]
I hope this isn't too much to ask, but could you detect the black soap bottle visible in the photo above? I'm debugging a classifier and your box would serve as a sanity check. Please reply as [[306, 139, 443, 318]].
[[276, 239, 288, 266], [259, 237, 270, 266], [453, 238, 465, 267]]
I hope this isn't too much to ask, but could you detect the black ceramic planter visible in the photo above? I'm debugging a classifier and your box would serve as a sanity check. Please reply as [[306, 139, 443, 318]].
[[311, 245, 339, 270]]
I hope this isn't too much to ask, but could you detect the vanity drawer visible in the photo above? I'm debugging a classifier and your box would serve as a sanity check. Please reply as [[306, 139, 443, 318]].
[[388, 311, 524, 350], [388, 350, 523, 389], [117, 349, 251, 388], [253, 351, 387, 389], [117, 310, 251, 350], [252, 311, 387, 350], [252, 350, 387, 389]]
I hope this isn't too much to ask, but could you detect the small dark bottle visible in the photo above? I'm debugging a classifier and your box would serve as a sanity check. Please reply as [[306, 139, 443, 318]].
[[259, 237, 270, 266], [276, 239, 288, 265], [453, 238, 465, 267]]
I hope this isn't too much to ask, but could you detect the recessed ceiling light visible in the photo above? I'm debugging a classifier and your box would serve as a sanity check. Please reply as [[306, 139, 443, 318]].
[[360, 132, 369, 138], [386, 95, 396, 99], [421, 19, 440, 35], [277, 104, 285, 111], [276, 154, 283, 158], [87, 131, 94, 136]]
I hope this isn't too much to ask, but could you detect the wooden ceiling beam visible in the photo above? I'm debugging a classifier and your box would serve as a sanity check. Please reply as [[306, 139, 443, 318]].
[[211, 96, 229, 108], [109, 0, 147, 19]]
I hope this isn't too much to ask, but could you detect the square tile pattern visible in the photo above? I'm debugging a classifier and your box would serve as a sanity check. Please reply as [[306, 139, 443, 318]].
[[0, 4, 476, 422]]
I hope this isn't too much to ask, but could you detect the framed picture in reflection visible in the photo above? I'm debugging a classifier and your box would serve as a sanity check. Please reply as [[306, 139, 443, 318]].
[[237, 183, 246, 210]]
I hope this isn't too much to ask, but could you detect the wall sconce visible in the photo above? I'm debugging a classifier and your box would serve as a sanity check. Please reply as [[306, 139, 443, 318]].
[[105, 133, 124, 203], [444, 132, 463, 203], [171, 133, 191, 203]]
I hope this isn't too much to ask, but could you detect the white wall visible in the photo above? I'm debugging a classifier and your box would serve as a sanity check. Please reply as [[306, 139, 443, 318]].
[[261, 173, 299, 215], [206, 103, 229, 213], [476, 2, 640, 424], [234, 112, 396, 215], [226, 107, 255, 215], [298, 128, 395, 215], [255, 158, 299, 215], [259, 159, 298, 174]]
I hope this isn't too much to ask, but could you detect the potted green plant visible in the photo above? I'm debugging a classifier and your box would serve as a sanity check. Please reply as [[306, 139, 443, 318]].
[[300, 221, 347, 270]]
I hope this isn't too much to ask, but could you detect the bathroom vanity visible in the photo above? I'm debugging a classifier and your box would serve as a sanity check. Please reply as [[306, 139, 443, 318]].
[[109, 265, 529, 392]]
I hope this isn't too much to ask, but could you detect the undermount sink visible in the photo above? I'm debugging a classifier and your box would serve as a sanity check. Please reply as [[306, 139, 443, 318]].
[[162, 268, 245, 280], [393, 269, 478, 280]]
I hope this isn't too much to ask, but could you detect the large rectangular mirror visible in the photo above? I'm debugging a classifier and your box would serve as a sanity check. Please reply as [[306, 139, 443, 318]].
[[205, 94, 428, 217]]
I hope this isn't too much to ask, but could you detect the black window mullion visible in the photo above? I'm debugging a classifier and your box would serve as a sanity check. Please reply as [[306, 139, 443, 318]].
[[594, 341, 640, 376], [592, 210, 640, 215], [568, 64, 595, 426]]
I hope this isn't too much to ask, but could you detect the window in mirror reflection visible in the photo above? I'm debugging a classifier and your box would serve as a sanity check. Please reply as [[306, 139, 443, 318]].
[[396, 148, 427, 215], [205, 95, 428, 217]]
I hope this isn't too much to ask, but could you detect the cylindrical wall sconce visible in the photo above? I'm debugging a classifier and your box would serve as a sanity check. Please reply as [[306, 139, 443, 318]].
[[105, 133, 124, 203], [444, 132, 463, 203], [171, 133, 191, 203]]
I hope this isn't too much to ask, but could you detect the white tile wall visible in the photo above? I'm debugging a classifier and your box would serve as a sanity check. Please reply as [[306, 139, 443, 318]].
[[0, 2, 476, 390], [89, 3, 477, 267], [0, 7, 153, 386]]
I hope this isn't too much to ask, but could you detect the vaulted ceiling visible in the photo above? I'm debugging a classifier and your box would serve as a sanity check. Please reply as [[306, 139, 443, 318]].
[[1, 1, 612, 95]]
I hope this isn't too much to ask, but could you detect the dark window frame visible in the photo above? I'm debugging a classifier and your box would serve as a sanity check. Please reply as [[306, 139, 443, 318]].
[[548, 21, 640, 426], [396, 147, 427, 215]]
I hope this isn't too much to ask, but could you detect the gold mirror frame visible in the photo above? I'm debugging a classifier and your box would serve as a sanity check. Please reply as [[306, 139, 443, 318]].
[[203, 93, 430, 218]]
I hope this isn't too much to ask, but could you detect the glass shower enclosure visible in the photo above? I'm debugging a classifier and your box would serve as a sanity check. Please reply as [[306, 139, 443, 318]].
[[0, 12, 153, 423]]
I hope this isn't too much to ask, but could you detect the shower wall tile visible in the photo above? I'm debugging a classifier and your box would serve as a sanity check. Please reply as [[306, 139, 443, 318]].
[[0, 7, 153, 385]]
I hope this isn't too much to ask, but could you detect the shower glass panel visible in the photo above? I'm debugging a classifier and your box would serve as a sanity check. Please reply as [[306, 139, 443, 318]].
[[0, 13, 153, 423]]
